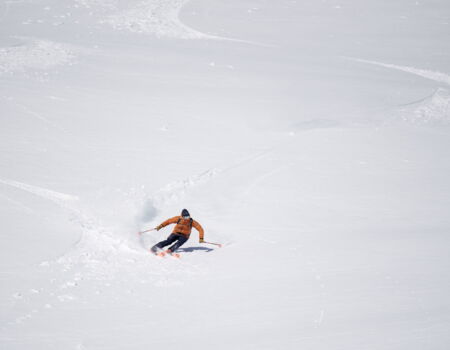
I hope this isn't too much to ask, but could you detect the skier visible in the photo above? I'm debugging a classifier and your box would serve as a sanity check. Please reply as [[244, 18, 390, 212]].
[[150, 209, 204, 257]]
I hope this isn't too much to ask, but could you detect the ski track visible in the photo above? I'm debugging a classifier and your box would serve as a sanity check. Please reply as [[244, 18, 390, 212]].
[[2, 145, 323, 332], [347, 57, 450, 86], [345, 57, 450, 125], [370, 87, 450, 126], [0, 192, 35, 214], [100, 0, 218, 39], [1, 96, 66, 131], [0, 178, 79, 203], [241, 166, 287, 198], [139, 168, 219, 223], [1, 171, 214, 329], [395, 87, 450, 125], [1, 169, 219, 267], [222, 148, 274, 174], [78, 0, 268, 46]]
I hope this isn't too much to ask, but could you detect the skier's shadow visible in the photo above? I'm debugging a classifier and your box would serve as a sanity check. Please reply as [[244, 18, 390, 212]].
[[178, 247, 214, 253]]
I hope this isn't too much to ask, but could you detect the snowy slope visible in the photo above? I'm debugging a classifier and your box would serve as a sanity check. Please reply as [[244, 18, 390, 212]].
[[1, 0, 450, 349]]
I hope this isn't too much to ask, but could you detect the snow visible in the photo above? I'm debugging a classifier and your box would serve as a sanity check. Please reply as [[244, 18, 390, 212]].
[[100, 0, 215, 39], [0, 38, 76, 75], [1, 0, 450, 349]]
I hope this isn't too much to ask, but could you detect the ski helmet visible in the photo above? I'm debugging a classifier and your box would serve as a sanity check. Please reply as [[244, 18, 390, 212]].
[[181, 209, 190, 218]]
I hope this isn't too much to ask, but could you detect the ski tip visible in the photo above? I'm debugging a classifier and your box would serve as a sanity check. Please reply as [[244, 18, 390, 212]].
[[149, 249, 180, 258], [164, 250, 181, 259], [149, 249, 166, 257]]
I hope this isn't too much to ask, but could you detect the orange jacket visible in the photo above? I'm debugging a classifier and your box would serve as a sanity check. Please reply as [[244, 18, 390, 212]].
[[157, 216, 204, 239]]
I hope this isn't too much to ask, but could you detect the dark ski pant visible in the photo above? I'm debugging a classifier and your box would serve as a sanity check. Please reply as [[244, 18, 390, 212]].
[[151, 233, 188, 253]]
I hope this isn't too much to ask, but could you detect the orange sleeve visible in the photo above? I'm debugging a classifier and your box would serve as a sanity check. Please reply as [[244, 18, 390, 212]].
[[192, 220, 204, 240], [160, 216, 180, 228]]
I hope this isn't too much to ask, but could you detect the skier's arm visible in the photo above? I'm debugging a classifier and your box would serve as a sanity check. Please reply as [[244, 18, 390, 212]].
[[193, 220, 204, 242], [156, 216, 179, 230]]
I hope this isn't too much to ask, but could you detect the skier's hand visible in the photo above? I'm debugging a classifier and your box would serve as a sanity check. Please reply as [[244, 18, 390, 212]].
[[199, 238, 204, 243], [155, 225, 162, 231]]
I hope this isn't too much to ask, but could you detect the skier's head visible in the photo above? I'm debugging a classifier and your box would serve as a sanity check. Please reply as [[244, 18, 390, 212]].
[[181, 209, 190, 219]]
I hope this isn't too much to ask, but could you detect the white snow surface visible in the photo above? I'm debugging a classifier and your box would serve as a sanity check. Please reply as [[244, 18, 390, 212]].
[[1, 0, 450, 349]]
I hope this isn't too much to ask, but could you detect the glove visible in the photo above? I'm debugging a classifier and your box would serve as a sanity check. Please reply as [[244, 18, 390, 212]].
[[199, 238, 204, 243], [156, 225, 163, 231]]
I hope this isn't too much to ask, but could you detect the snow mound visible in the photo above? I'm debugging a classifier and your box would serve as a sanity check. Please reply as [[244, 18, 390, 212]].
[[0, 178, 131, 276], [396, 88, 450, 126], [101, 0, 215, 39], [0, 39, 76, 75]]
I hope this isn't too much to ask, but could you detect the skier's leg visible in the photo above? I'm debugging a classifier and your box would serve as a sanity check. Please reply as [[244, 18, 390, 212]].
[[167, 234, 188, 253], [151, 234, 178, 253]]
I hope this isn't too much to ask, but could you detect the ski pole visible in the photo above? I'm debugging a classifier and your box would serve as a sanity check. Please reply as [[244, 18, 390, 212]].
[[138, 228, 155, 235], [202, 241, 222, 248]]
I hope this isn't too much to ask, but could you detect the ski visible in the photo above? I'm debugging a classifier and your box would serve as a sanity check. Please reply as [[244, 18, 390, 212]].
[[150, 249, 180, 259], [168, 252, 181, 259]]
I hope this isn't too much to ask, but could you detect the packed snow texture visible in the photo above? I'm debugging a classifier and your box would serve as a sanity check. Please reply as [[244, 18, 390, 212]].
[[1, 0, 450, 349], [396, 88, 450, 125], [101, 0, 213, 39], [0, 38, 76, 75]]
